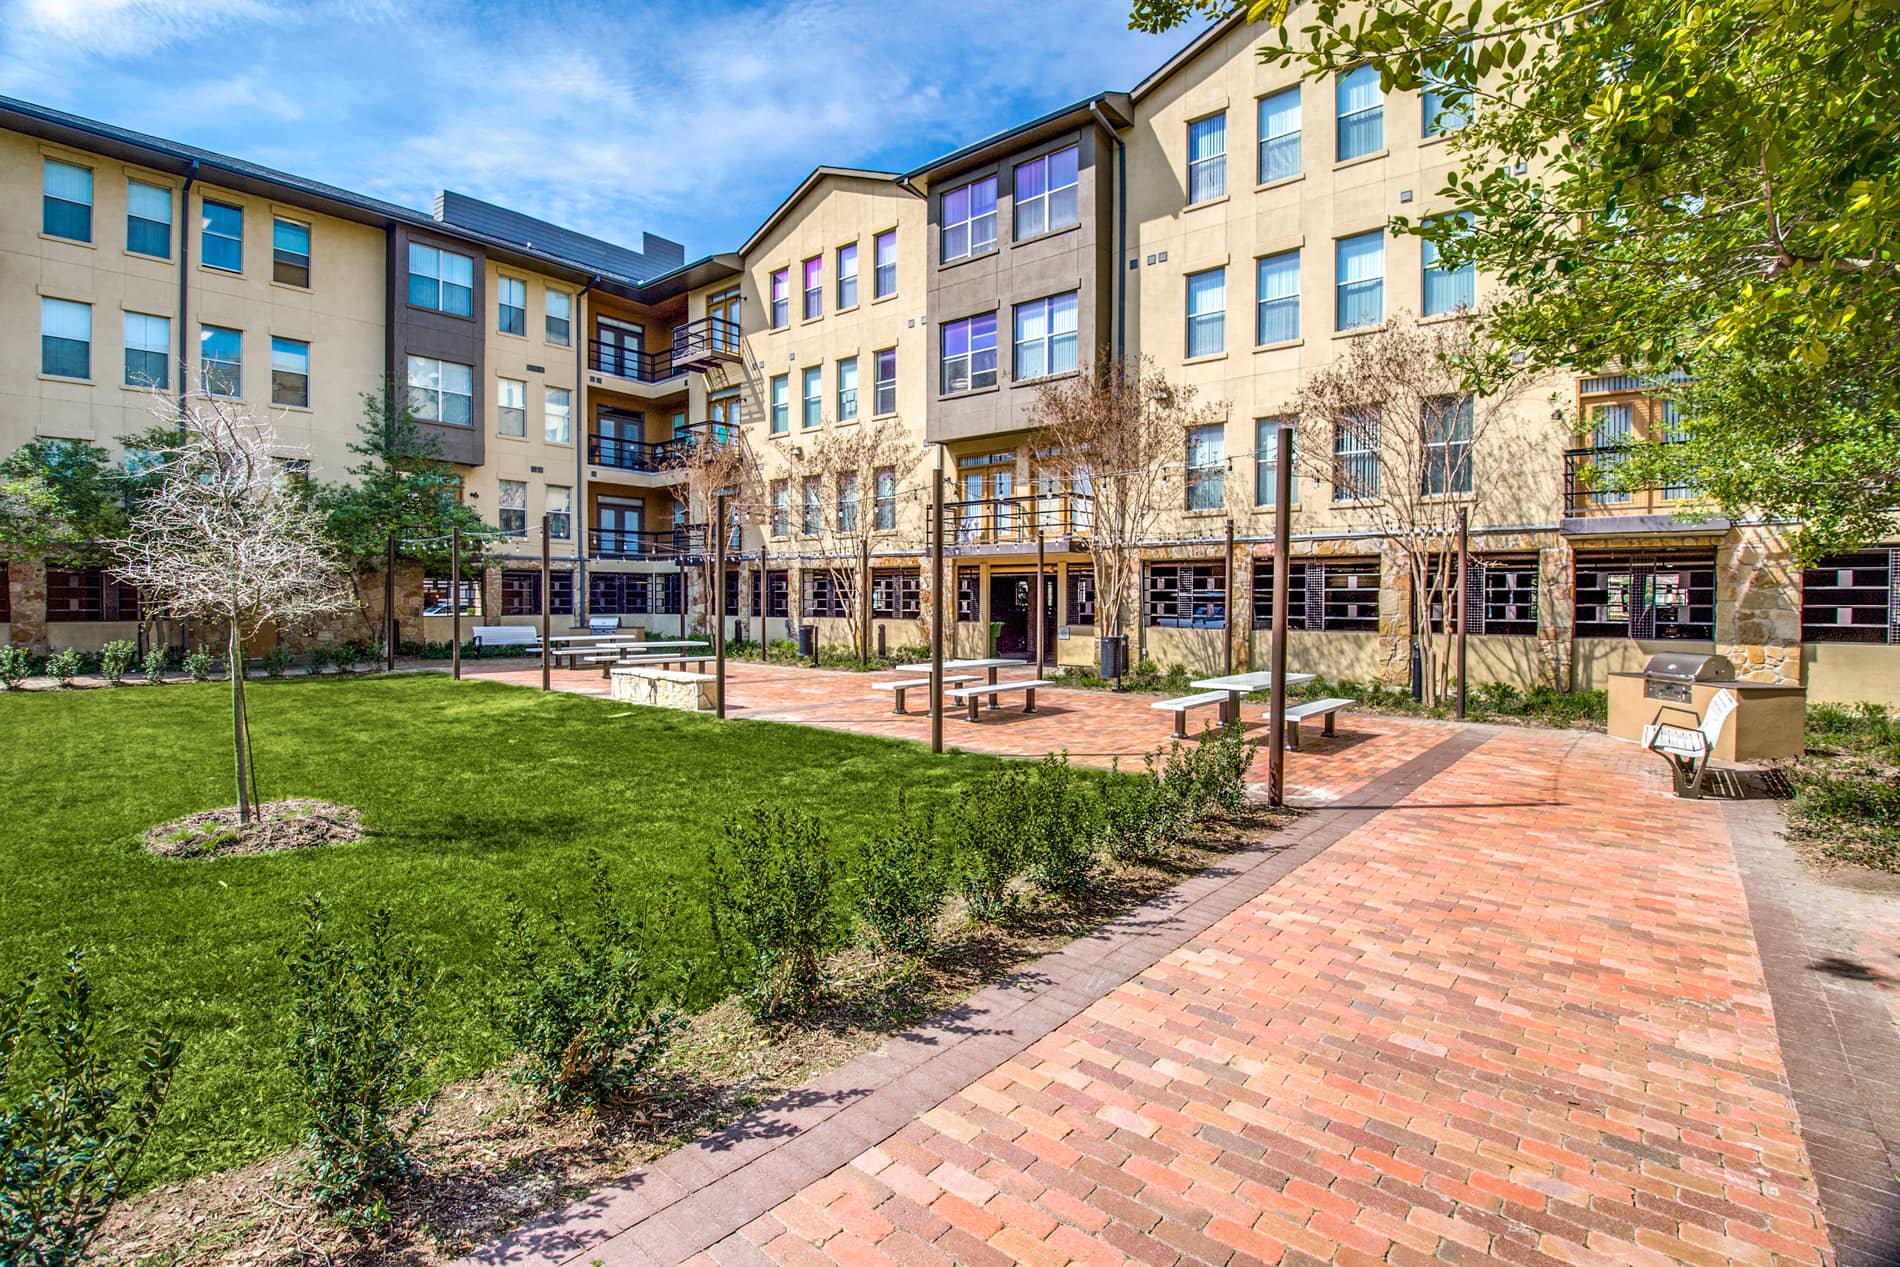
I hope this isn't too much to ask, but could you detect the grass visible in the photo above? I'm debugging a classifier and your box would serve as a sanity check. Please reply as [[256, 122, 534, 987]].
[[1790, 702, 1900, 872], [0, 672, 1010, 1187]]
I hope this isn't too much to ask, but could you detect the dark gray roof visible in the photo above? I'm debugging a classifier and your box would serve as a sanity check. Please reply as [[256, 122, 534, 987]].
[[903, 92, 1132, 184], [434, 191, 684, 284]]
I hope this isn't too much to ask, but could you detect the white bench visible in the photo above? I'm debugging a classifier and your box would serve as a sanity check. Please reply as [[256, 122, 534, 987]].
[[1151, 690, 1230, 739], [1277, 697, 1356, 750], [946, 678, 1057, 722], [870, 674, 981, 715], [1642, 688, 1738, 799], [471, 626, 541, 652]]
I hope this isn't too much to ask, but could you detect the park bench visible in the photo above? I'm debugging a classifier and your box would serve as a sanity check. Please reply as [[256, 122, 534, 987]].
[[1151, 690, 1230, 739], [1276, 697, 1356, 750], [1642, 688, 1739, 799], [869, 674, 981, 715], [470, 626, 540, 652], [945, 678, 1056, 722]]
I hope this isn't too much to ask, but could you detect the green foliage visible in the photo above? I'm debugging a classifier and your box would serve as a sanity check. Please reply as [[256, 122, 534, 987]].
[[0, 646, 32, 690], [1022, 753, 1099, 896], [261, 645, 294, 679], [1793, 702, 1900, 872], [139, 645, 167, 687], [1100, 753, 1188, 863], [496, 851, 683, 1106], [44, 649, 82, 688], [0, 949, 180, 1267], [709, 807, 838, 1017], [0, 440, 131, 562], [281, 897, 431, 1216], [181, 646, 219, 683], [949, 766, 1031, 922], [305, 645, 334, 675], [98, 641, 137, 686], [853, 797, 948, 960]]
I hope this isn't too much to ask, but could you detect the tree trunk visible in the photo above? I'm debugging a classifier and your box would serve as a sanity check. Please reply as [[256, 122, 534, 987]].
[[228, 621, 253, 825]]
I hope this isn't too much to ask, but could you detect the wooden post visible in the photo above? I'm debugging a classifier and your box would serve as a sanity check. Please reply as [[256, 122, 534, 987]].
[[1456, 506, 1469, 720], [930, 446, 945, 755], [383, 533, 396, 672], [859, 536, 872, 668], [1035, 530, 1047, 679], [450, 524, 462, 681], [714, 492, 728, 719], [1224, 517, 1235, 676], [540, 515, 552, 692], [757, 541, 768, 650], [1267, 426, 1293, 807]]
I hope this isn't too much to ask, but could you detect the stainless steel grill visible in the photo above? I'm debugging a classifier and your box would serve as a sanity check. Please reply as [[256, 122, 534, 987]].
[[1640, 651, 1735, 702]]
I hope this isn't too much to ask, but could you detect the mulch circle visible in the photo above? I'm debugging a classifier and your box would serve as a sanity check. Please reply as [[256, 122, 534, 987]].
[[142, 799, 363, 858]]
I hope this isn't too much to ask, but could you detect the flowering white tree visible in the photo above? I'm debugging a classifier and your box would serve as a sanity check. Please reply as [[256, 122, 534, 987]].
[[115, 396, 350, 823]]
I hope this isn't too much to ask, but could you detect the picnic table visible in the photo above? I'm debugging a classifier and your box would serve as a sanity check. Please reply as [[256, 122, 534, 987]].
[[1189, 670, 1318, 724], [894, 658, 1027, 688]]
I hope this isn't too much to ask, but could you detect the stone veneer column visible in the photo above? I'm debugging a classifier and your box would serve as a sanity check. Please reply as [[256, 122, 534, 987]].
[[1375, 547, 1412, 685], [1719, 525, 1801, 684], [7, 559, 47, 650], [1538, 537, 1575, 691]]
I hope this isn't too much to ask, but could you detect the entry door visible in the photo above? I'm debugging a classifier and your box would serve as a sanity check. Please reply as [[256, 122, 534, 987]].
[[597, 407, 644, 440], [1590, 403, 1633, 505], [596, 497, 644, 556], [709, 393, 740, 443], [707, 288, 741, 352], [597, 316, 643, 377]]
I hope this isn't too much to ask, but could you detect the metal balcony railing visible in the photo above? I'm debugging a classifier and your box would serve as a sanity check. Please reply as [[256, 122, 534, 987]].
[[588, 421, 737, 473], [1563, 445, 1698, 516], [588, 340, 680, 383], [588, 525, 709, 559], [670, 316, 743, 371], [945, 494, 1093, 547]]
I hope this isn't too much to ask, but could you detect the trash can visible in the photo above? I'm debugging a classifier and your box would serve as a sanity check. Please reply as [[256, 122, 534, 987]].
[[1098, 634, 1128, 681], [797, 624, 817, 661]]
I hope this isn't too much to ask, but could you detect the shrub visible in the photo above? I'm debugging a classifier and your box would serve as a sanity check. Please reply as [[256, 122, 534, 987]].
[[1022, 753, 1098, 895], [0, 949, 181, 1267], [140, 645, 168, 686], [45, 648, 83, 687], [1099, 756, 1184, 863], [495, 850, 683, 1106], [282, 897, 431, 1216], [1196, 723, 1258, 816], [181, 646, 219, 682], [854, 797, 948, 961], [96, 641, 136, 685], [0, 646, 32, 690], [261, 645, 294, 679], [709, 807, 837, 1017], [305, 644, 333, 675], [949, 766, 1031, 922], [1122, 657, 1163, 693]]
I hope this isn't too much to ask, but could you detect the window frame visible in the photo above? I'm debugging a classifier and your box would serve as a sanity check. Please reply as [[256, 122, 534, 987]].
[[940, 174, 998, 264], [271, 216, 311, 288], [1334, 230, 1385, 331], [545, 288, 572, 346], [42, 158, 93, 243], [125, 178, 172, 258], [1335, 64, 1385, 161], [545, 387, 572, 444], [837, 355, 859, 422], [801, 256, 823, 321], [1144, 561, 1227, 629], [405, 354, 475, 427], [801, 365, 824, 429], [874, 348, 898, 416], [769, 267, 790, 328], [874, 466, 898, 531], [769, 373, 790, 434], [1420, 394, 1475, 496], [199, 324, 243, 399], [497, 376, 527, 437], [1013, 144, 1080, 241], [497, 274, 527, 336], [497, 479, 528, 538], [940, 312, 999, 395], [200, 199, 244, 273], [40, 297, 92, 380], [123, 311, 170, 390], [270, 336, 310, 408], [1255, 418, 1298, 507], [1332, 408, 1381, 501], [407, 242, 475, 317], [1421, 213, 1476, 316], [1257, 87, 1302, 184], [1011, 291, 1079, 382], [1185, 267, 1226, 358], [836, 243, 859, 310], [1255, 248, 1301, 345], [873, 229, 898, 298], [1186, 424, 1225, 511], [1186, 112, 1228, 204]]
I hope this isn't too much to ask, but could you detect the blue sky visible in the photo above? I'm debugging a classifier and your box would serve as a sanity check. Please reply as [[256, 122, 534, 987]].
[[0, 0, 1191, 259]]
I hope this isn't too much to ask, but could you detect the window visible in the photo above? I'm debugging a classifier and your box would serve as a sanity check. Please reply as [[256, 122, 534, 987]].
[[43, 159, 92, 242], [40, 299, 91, 379], [546, 289, 572, 346], [837, 244, 858, 309], [1335, 231, 1384, 330], [1803, 550, 1900, 644], [770, 374, 789, 434], [874, 229, 898, 297], [1586, 402, 1633, 504], [874, 348, 898, 415], [124, 313, 170, 389], [837, 472, 860, 532], [1322, 559, 1381, 631], [761, 569, 790, 617], [1428, 554, 1538, 636], [941, 313, 998, 393], [1421, 395, 1474, 495], [1015, 145, 1079, 239], [1250, 560, 1308, 628], [1258, 87, 1301, 183], [497, 377, 527, 437], [590, 573, 653, 615], [802, 256, 823, 320], [272, 218, 311, 287], [770, 480, 790, 536], [45, 568, 140, 622], [1012, 292, 1078, 381], [802, 365, 823, 429], [1422, 213, 1475, 316], [1186, 267, 1225, 357], [1256, 249, 1300, 345], [1187, 113, 1227, 204], [871, 569, 922, 619], [941, 175, 997, 263], [497, 275, 526, 335], [1336, 64, 1384, 160], [1067, 567, 1097, 624], [270, 337, 310, 407], [803, 570, 849, 618], [957, 568, 980, 621], [1423, 66, 1470, 137], [547, 485, 571, 540], [801, 476, 822, 534], [406, 355, 473, 426], [423, 575, 482, 617], [1145, 562, 1226, 628], [1186, 424, 1225, 510], [1254, 418, 1298, 506], [874, 466, 897, 530], [200, 325, 242, 397], [545, 387, 572, 444], [770, 268, 790, 328], [502, 569, 544, 616], [837, 356, 859, 422], [1332, 409, 1380, 499], [201, 199, 243, 272], [498, 480, 528, 536], [1574, 551, 1716, 640], [408, 242, 474, 316], [126, 179, 171, 257]]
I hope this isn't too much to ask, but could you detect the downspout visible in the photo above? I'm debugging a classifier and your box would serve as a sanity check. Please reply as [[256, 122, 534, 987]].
[[176, 159, 199, 425], [1088, 102, 1127, 360], [572, 274, 602, 628]]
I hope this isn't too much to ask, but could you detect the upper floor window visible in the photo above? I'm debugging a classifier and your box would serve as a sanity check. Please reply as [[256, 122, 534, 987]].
[[497, 276, 527, 335], [124, 312, 170, 389], [874, 229, 898, 297], [1015, 145, 1079, 240], [1186, 267, 1226, 357], [1335, 230, 1384, 331], [802, 365, 823, 428], [1255, 418, 1298, 506], [837, 472, 860, 532], [408, 243, 474, 316], [1256, 249, 1300, 345], [1421, 395, 1474, 495], [42, 159, 92, 242], [1423, 66, 1470, 137], [875, 467, 897, 530], [801, 476, 823, 535], [126, 179, 171, 258], [1013, 291, 1078, 381], [1422, 213, 1476, 316], [498, 480, 527, 537], [546, 386, 572, 444], [837, 356, 859, 422], [941, 313, 997, 394], [546, 289, 572, 346], [1332, 407, 1381, 499], [406, 354, 473, 426], [770, 267, 790, 328], [272, 218, 311, 287], [200, 325, 243, 398], [1186, 424, 1225, 510], [770, 480, 790, 536], [201, 199, 243, 272], [546, 485, 572, 540], [1336, 65, 1384, 161], [874, 347, 898, 415], [802, 256, 823, 320], [941, 175, 997, 263], [497, 376, 527, 436], [837, 244, 858, 309], [1187, 113, 1227, 203], [769, 373, 789, 434], [40, 298, 90, 379], [1258, 88, 1301, 184], [271, 337, 310, 408]]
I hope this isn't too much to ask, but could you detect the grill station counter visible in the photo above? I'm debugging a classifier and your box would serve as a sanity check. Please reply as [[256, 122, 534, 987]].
[[1607, 652, 1808, 760]]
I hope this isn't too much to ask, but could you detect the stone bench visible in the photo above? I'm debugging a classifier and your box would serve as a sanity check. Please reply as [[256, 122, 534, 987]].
[[945, 678, 1057, 722], [1150, 690, 1230, 739], [869, 673, 982, 715], [1276, 697, 1356, 750], [610, 665, 718, 712]]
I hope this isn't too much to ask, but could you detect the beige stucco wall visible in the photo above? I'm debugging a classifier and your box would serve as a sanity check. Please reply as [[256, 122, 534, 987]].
[[1804, 644, 1900, 709]]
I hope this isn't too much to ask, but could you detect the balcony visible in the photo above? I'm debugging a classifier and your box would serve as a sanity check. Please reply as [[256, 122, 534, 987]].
[[670, 316, 743, 372], [589, 524, 708, 560], [945, 494, 1093, 553], [1562, 445, 1702, 518], [588, 422, 738, 475], [587, 340, 682, 386]]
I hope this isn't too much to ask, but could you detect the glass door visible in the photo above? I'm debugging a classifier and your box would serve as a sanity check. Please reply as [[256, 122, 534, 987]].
[[707, 287, 741, 352], [595, 497, 644, 557], [596, 315, 643, 378]]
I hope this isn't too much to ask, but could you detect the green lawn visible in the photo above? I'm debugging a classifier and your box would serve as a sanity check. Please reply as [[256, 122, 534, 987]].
[[0, 673, 1004, 1186]]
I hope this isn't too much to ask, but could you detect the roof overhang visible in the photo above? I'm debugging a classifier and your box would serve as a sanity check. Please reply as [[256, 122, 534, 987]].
[[1131, 14, 1248, 102], [1560, 515, 1733, 539], [740, 167, 908, 256], [903, 92, 1133, 189]]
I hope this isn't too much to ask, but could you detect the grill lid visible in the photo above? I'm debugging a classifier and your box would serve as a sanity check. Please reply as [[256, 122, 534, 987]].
[[1640, 652, 1735, 682]]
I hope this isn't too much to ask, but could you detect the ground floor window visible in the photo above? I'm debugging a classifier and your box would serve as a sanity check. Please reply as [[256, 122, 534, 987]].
[[1802, 550, 1898, 644], [1066, 566, 1096, 625], [45, 568, 140, 622], [1252, 558, 1377, 632], [1249, 560, 1310, 629], [1144, 561, 1226, 628], [871, 568, 921, 620], [803, 570, 849, 618], [589, 572, 651, 615], [1424, 553, 1540, 636], [423, 574, 481, 617], [500, 569, 573, 616], [1574, 550, 1715, 640], [956, 568, 980, 621], [725, 568, 764, 618], [765, 570, 791, 619], [658, 573, 683, 615]]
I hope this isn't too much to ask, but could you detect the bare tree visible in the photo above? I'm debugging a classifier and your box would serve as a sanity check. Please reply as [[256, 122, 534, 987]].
[[114, 396, 350, 824], [1284, 313, 1529, 705], [787, 416, 923, 665], [665, 425, 763, 632], [1030, 356, 1225, 668]]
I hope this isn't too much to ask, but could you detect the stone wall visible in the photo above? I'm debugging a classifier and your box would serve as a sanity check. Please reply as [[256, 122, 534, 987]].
[[609, 666, 717, 712], [1718, 525, 1801, 684]]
